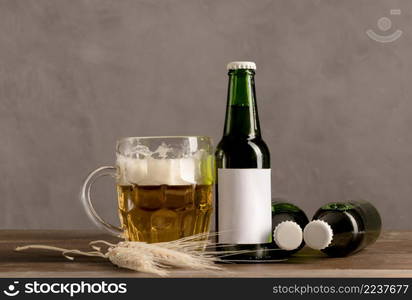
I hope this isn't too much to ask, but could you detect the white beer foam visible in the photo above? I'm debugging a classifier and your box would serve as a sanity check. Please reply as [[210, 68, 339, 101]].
[[116, 155, 147, 185], [116, 156, 197, 186]]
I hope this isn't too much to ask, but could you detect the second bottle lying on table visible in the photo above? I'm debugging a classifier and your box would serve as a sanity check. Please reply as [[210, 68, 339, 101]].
[[303, 200, 382, 257]]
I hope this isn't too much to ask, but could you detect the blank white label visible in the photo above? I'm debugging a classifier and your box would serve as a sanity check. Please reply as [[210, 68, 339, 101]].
[[218, 168, 272, 244]]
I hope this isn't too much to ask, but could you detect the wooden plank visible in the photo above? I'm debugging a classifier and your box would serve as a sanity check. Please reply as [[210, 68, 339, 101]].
[[0, 230, 411, 278]]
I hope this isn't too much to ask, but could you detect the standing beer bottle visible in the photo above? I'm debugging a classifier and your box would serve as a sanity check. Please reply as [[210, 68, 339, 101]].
[[303, 200, 382, 257], [215, 61, 272, 261]]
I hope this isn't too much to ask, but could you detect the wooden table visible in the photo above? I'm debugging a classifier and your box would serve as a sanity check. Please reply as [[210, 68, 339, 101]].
[[0, 230, 411, 278]]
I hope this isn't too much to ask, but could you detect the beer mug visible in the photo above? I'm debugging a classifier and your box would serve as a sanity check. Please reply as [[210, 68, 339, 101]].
[[81, 136, 214, 242]]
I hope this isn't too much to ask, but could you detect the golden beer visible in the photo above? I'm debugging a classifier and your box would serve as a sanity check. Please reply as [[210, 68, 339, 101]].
[[117, 184, 212, 242], [81, 136, 214, 242]]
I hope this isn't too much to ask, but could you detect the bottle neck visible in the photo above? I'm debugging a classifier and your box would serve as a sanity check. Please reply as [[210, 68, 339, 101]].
[[318, 211, 360, 249], [223, 69, 261, 139]]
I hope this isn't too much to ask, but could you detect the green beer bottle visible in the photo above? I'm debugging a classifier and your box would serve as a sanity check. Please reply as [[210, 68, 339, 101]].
[[303, 200, 382, 257], [270, 200, 309, 256], [215, 61, 272, 261]]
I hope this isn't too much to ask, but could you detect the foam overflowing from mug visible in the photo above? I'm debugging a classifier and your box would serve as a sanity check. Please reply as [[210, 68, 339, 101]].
[[116, 143, 207, 186]]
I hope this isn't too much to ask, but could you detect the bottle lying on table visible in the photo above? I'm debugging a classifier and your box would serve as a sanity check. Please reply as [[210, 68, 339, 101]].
[[303, 200, 382, 257], [271, 200, 309, 256], [216, 198, 309, 261]]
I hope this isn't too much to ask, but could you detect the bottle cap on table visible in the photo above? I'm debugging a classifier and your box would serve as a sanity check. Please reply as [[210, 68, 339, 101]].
[[227, 61, 256, 70], [273, 220, 303, 250], [303, 220, 333, 250]]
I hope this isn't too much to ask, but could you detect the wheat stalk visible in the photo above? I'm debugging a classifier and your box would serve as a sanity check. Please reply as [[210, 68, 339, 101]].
[[15, 232, 284, 276], [15, 233, 220, 276]]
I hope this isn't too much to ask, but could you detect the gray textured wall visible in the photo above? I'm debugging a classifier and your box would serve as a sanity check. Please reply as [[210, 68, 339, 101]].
[[1, 0, 411, 230]]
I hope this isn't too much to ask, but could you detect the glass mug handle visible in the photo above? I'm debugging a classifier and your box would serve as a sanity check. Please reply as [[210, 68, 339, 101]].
[[80, 166, 123, 236]]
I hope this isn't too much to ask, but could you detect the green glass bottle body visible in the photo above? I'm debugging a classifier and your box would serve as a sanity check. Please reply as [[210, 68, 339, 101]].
[[270, 200, 309, 257], [309, 200, 382, 257], [215, 65, 272, 261]]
